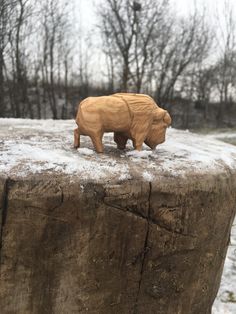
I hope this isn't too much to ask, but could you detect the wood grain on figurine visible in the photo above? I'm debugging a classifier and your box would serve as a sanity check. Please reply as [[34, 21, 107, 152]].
[[74, 93, 171, 153]]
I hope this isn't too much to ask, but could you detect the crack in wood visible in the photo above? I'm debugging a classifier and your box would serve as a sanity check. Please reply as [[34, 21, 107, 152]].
[[133, 182, 152, 314], [104, 196, 195, 238]]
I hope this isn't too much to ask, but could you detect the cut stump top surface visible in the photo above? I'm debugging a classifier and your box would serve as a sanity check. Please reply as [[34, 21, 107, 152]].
[[0, 118, 236, 185]]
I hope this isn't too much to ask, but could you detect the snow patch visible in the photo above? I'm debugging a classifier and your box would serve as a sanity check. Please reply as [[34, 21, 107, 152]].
[[118, 173, 132, 181], [126, 150, 153, 158], [212, 234, 236, 314], [1, 119, 236, 181], [77, 147, 95, 156], [142, 171, 154, 181]]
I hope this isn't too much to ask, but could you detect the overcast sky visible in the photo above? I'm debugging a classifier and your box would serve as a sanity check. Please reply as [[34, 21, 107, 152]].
[[76, 0, 235, 32]]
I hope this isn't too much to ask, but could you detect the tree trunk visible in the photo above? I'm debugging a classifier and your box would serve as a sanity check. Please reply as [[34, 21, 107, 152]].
[[0, 51, 5, 116]]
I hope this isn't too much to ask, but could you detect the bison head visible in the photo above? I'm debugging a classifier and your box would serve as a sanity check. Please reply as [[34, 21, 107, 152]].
[[145, 108, 171, 149]]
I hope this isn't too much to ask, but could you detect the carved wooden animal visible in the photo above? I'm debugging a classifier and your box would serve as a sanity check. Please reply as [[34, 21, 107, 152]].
[[74, 93, 171, 153]]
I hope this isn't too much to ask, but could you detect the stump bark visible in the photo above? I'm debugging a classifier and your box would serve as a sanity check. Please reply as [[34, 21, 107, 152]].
[[0, 173, 235, 314]]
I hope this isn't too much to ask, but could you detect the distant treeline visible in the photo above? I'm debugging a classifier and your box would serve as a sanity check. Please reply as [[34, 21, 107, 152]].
[[1, 0, 236, 129]]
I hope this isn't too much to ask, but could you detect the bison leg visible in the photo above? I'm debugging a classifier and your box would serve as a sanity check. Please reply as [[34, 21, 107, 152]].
[[130, 111, 154, 151], [90, 131, 104, 153], [135, 144, 142, 151], [132, 137, 144, 151], [133, 142, 143, 151], [114, 132, 128, 150], [74, 128, 80, 148]]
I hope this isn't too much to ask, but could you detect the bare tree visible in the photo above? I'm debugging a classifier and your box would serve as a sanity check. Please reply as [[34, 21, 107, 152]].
[[0, 0, 76, 119], [100, 18, 117, 91], [214, 0, 236, 126], [15, 0, 32, 117], [98, 0, 212, 104], [0, 0, 17, 115], [151, 9, 212, 105], [40, 0, 73, 119], [98, 0, 169, 92], [3, 0, 34, 117]]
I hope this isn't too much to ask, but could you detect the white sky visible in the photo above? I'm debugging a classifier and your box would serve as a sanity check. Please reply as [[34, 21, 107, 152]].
[[76, 0, 235, 32]]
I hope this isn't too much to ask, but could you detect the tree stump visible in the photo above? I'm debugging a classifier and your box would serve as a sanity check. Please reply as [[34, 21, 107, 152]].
[[0, 119, 236, 314]]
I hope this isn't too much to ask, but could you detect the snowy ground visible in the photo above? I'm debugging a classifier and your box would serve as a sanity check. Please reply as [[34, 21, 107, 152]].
[[0, 119, 236, 312], [213, 230, 236, 314]]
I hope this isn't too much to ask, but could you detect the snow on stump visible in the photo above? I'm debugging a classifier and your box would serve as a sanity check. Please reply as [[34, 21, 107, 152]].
[[0, 119, 236, 314]]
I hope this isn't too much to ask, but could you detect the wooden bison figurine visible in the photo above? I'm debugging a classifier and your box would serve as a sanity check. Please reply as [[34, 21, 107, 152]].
[[74, 93, 171, 153]]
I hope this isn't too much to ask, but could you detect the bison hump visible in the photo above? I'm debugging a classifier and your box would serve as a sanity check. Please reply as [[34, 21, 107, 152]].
[[113, 93, 157, 114]]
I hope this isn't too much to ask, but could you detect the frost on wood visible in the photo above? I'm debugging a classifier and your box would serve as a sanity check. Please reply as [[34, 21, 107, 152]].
[[0, 119, 236, 180]]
